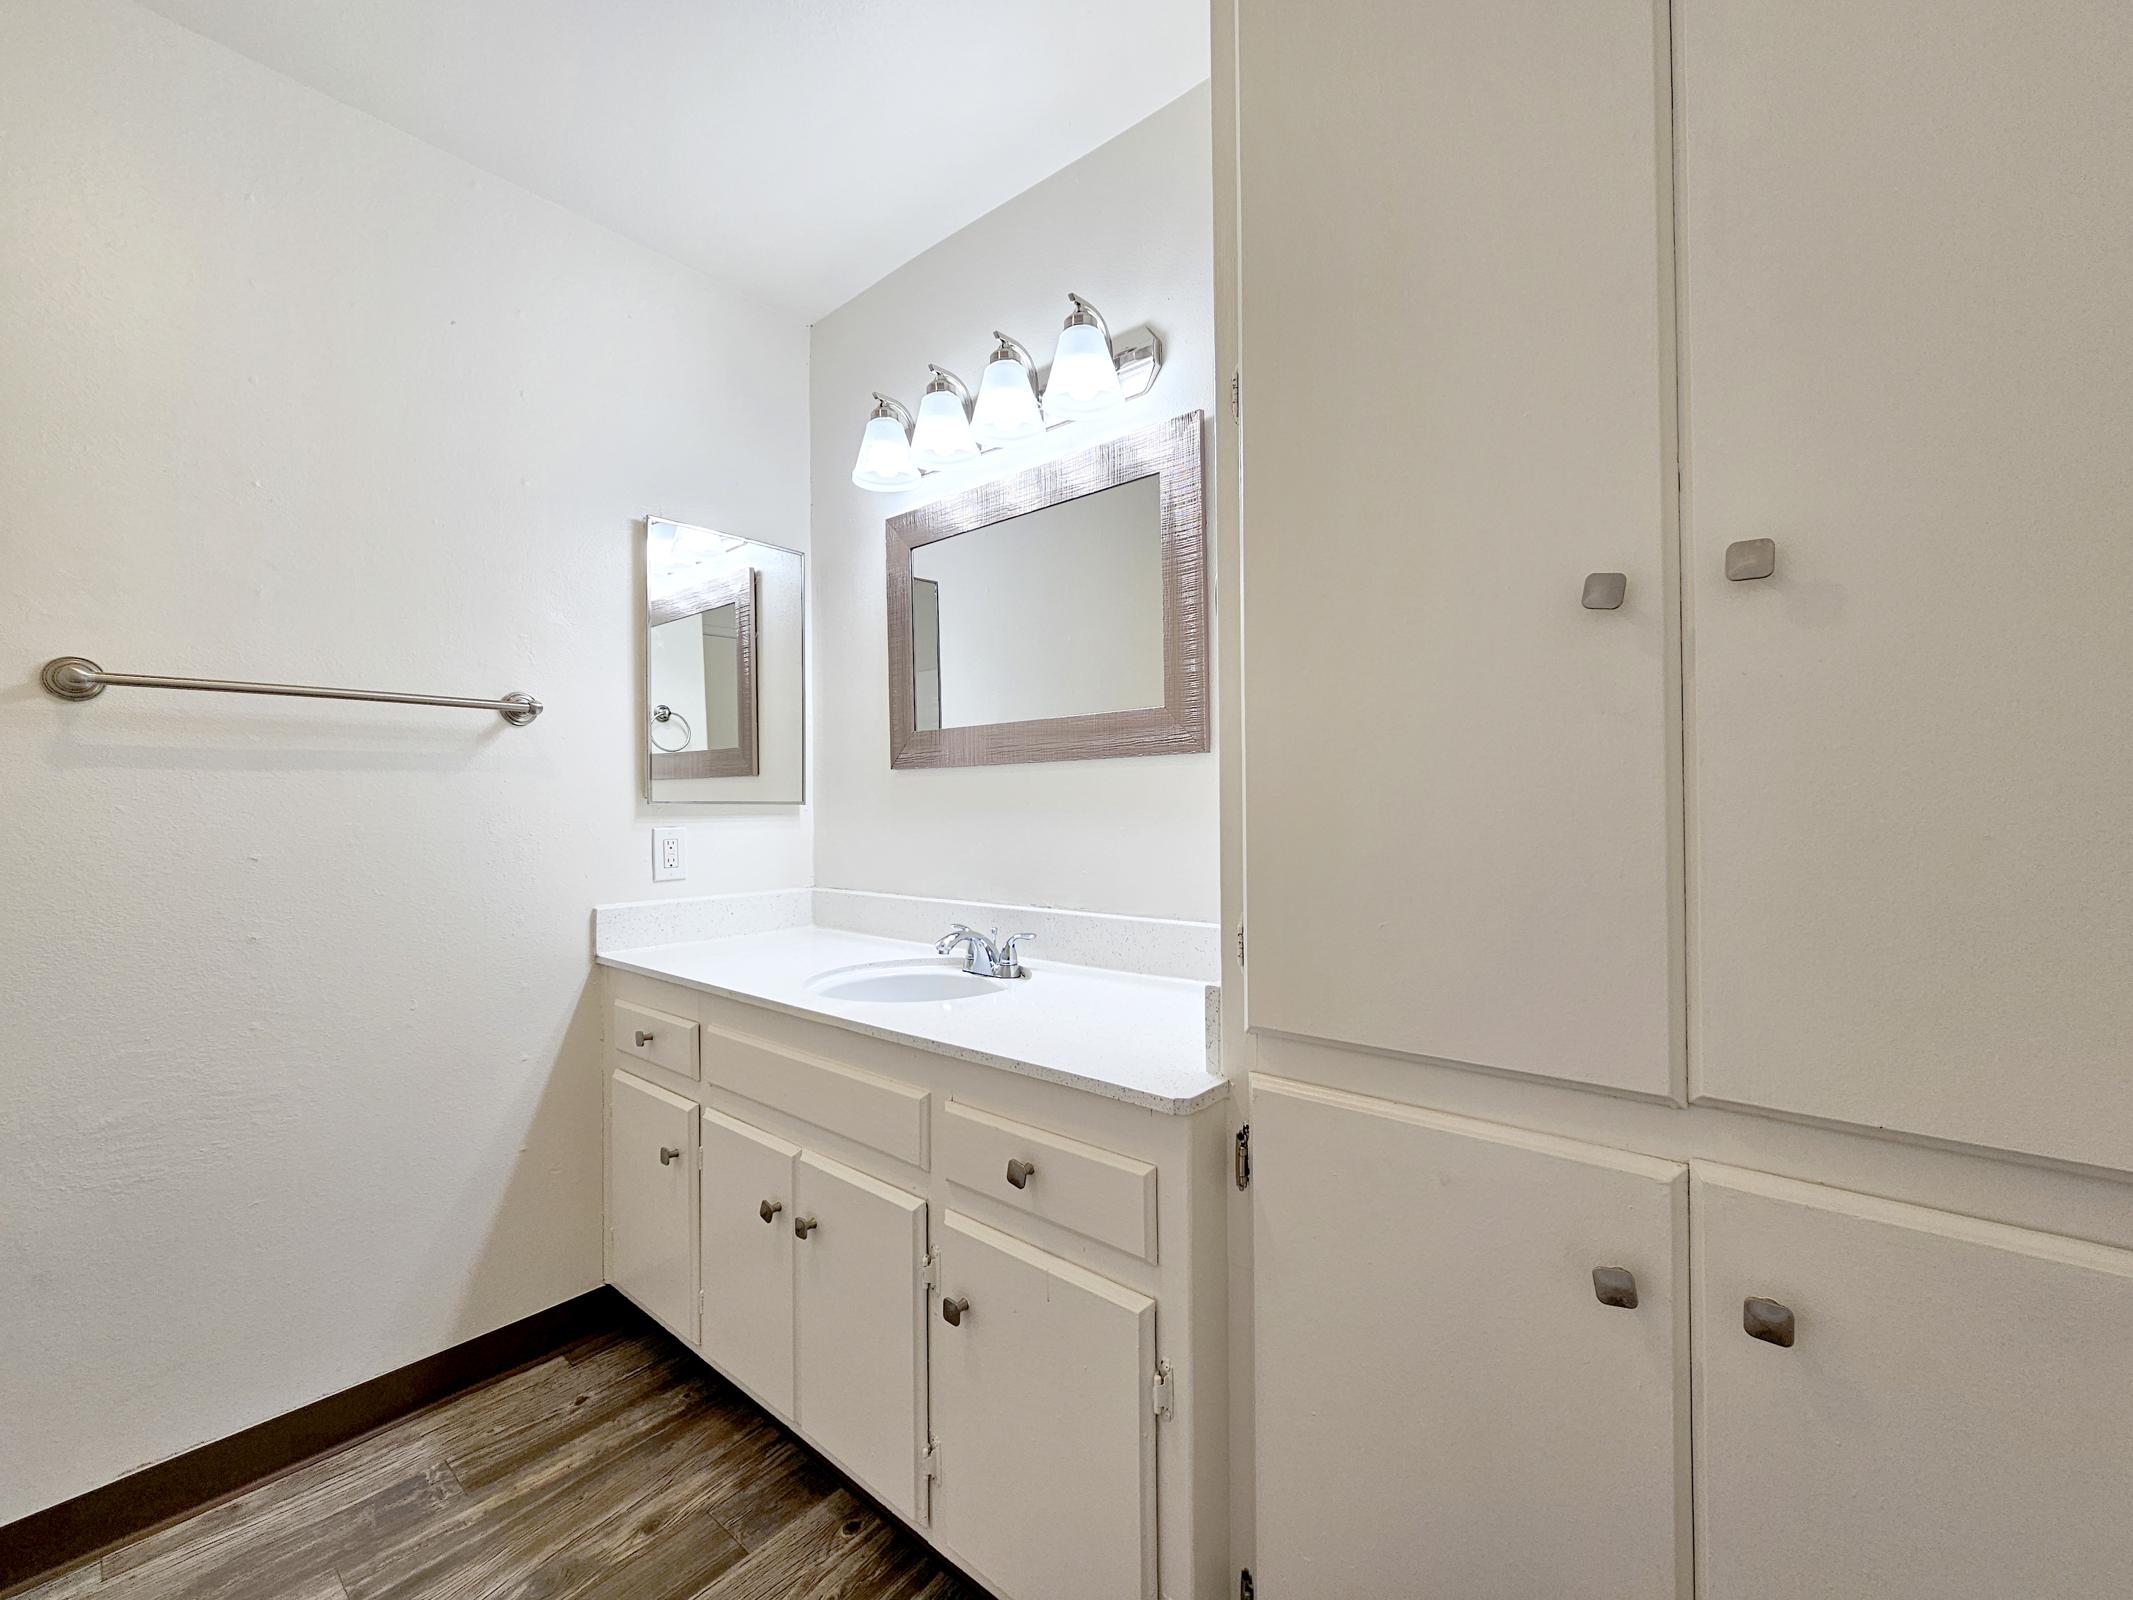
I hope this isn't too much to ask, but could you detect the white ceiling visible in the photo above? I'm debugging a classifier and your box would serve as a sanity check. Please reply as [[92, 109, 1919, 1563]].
[[136, 0, 1211, 320]]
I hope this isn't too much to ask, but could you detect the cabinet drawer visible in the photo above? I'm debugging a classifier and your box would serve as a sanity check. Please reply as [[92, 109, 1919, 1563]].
[[940, 1101, 1157, 1263], [613, 997, 699, 1080], [702, 1023, 929, 1169]]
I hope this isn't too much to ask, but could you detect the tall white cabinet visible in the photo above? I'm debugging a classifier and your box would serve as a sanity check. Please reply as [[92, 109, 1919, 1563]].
[[1228, 0, 2133, 1590]]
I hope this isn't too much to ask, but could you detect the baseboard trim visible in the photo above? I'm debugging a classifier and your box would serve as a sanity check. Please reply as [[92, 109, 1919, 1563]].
[[0, 1285, 634, 1594]]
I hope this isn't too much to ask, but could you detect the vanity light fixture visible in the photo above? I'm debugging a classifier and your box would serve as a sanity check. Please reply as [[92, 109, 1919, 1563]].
[[970, 332, 1046, 448], [1041, 292, 1126, 420], [909, 365, 981, 469], [851, 392, 923, 492]]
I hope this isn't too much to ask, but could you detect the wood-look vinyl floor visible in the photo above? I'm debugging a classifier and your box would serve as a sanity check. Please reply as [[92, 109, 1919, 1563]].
[[16, 1325, 990, 1600]]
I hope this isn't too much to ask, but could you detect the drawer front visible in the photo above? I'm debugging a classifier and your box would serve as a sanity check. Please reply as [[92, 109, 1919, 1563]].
[[701, 1023, 929, 1169], [940, 1101, 1157, 1263], [613, 997, 699, 1080]]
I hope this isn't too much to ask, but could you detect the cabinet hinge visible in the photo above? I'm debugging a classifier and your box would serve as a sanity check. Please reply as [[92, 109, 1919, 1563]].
[[1235, 923, 1245, 968], [1234, 1123, 1252, 1190], [921, 1245, 941, 1291], [1151, 1359, 1175, 1419], [1239, 1568, 1255, 1600], [923, 1435, 941, 1484], [1230, 370, 1241, 421]]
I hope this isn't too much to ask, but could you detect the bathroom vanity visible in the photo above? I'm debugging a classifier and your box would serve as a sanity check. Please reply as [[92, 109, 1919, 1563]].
[[596, 915, 1230, 1600]]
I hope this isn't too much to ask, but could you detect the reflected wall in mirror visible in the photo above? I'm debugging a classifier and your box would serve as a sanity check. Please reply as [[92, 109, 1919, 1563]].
[[887, 411, 1207, 768], [648, 569, 757, 778], [645, 519, 805, 803]]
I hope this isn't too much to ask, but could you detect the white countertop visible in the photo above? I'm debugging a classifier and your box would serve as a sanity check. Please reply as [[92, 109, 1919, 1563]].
[[597, 926, 1229, 1115]]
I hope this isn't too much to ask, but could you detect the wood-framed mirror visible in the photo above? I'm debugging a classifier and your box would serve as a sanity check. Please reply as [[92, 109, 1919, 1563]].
[[886, 411, 1208, 768]]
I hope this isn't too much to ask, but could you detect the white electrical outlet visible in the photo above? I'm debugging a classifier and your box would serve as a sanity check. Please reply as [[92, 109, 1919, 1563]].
[[652, 826, 686, 882]]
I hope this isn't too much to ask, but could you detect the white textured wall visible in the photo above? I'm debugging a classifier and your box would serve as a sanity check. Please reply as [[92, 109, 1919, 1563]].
[[0, 0, 809, 1522], [810, 86, 1219, 921]]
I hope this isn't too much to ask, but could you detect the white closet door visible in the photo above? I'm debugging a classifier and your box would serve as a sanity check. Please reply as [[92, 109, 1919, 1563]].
[[1681, 0, 2133, 1170], [699, 1109, 797, 1419], [930, 1212, 1157, 1600], [1694, 1165, 2133, 1598], [791, 1151, 928, 1522], [1252, 1076, 1690, 1599], [1236, 0, 1681, 1097], [607, 1069, 698, 1342]]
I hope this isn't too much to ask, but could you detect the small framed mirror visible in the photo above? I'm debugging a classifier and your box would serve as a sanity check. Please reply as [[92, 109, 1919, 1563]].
[[887, 411, 1208, 768], [644, 519, 804, 803]]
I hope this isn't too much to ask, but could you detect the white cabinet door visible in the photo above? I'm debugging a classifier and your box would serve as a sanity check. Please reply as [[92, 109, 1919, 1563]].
[[1694, 1165, 2133, 1598], [791, 1151, 927, 1522], [607, 1068, 698, 1342], [1681, 0, 2133, 1170], [931, 1212, 1157, 1600], [1252, 1076, 1689, 1599], [699, 1109, 797, 1420], [1235, 0, 1681, 1096]]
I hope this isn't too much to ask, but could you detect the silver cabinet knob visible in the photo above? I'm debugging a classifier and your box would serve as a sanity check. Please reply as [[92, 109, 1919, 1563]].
[[793, 1215, 818, 1240], [1725, 538, 1777, 581], [1743, 1297, 1795, 1347], [941, 1296, 970, 1327], [658, 1146, 681, 1166], [1581, 572, 1627, 610], [1005, 1158, 1037, 1190], [758, 1199, 783, 1224], [634, 1030, 655, 1047], [1592, 1266, 1639, 1309]]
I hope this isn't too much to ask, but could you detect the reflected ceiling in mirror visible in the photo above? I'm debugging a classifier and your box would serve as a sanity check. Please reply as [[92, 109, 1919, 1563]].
[[887, 412, 1207, 768]]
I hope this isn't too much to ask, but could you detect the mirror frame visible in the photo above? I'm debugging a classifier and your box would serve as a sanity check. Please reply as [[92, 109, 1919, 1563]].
[[647, 566, 759, 780], [885, 410, 1208, 769]]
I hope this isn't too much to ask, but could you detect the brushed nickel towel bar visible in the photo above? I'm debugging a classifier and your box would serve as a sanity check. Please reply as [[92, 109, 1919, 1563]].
[[38, 656, 542, 726]]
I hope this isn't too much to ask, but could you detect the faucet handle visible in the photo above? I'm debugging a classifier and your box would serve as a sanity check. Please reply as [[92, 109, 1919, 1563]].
[[1000, 932, 1036, 975]]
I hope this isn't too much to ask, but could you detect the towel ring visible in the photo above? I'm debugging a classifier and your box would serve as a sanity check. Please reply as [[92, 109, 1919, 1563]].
[[649, 704, 692, 753]]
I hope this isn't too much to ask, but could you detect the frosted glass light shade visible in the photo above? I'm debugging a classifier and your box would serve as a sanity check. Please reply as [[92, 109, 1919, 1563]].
[[910, 388, 980, 469], [971, 356, 1045, 446], [851, 413, 921, 491], [1042, 321, 1124, 419]]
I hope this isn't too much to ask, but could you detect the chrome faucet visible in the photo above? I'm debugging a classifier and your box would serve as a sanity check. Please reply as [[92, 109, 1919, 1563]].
[[936, 925, 1036, 979]]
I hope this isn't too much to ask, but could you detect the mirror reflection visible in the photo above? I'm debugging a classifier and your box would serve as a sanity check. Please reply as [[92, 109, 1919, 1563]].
[[649, 595, 748, 765], [907, 476, 1164, 730], [886, 411, 1207, 769], [645, 519, 804, 803]]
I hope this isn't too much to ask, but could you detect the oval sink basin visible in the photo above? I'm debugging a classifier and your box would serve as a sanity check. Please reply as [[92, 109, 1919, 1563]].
[[805, 961, 1008, 1005]]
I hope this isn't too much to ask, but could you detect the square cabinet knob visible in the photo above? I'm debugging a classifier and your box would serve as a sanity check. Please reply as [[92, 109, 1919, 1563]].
[[1582, 572, 1628, 610], [1725, 538, 1778, 581]]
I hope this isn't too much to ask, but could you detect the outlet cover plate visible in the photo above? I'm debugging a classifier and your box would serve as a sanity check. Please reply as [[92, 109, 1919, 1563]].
[[652, 826, 686, 882]]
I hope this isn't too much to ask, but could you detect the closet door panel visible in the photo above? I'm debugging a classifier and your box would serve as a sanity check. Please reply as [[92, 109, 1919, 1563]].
[[1236, 0, 1681, 1096], [1682, 0, 2133, 1169], [1251, 1076, 1690, 1598], [1694, 1165, 2133, 1598]]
